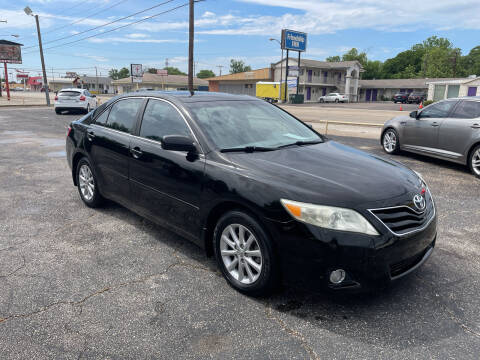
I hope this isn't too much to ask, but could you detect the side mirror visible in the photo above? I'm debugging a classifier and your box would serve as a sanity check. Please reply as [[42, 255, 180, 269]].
[[161, 135, 197, 153], [409, 110, 418, 119]]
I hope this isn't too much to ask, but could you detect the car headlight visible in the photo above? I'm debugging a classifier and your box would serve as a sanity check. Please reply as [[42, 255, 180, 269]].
[[280, 199, 379, 236]]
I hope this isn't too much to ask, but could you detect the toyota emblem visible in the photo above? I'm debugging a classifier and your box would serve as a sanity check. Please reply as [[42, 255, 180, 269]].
[[413, 194, 426, 211]]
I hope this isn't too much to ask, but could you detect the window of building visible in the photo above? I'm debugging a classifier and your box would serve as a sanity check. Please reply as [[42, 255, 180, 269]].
[[140, 99, 191, 142], [105, 98, 143, 134]]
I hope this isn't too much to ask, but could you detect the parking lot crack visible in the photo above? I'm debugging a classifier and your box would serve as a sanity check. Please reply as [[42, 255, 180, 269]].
[[0, 255, 26, 279], [265, 304, 319, 360]]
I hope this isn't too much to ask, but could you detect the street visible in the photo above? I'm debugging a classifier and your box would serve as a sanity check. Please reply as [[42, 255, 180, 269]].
[[0, 107, 479, 359]]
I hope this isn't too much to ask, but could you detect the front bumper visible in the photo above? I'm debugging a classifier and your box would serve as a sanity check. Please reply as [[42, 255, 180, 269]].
[[265, 212, 437, 291]]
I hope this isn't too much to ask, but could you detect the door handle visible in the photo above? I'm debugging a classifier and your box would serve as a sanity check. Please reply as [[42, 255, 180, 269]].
[[130, 147, 143, 159], [471, 124, 480, 129], [86, 131, 95, 141], [431, 122, 439, 127]]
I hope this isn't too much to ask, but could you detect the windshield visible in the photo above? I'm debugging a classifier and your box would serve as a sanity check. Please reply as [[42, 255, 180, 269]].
[[187, 100, 322, 150], [59, 91, 81, 97]]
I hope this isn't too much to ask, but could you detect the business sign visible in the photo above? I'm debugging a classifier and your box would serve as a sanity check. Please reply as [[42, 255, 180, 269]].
[[131, 63, 143, 83], [288, 65, 299, 77], [157, 69, 168, 76], [0, 43, 22, 64], [281, 29, 307, 52]]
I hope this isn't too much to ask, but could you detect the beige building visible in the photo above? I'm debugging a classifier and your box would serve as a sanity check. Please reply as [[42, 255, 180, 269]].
[[112, 73, 208, 94], [427, 77, 480, 101], [206, 68, 272, 97]]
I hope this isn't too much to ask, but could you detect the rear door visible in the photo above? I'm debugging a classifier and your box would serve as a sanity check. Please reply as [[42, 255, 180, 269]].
[[86, 97, 144, 203], [402, 100, 456, 153], [438, 100, 480, 161], [58, 90, 81, 107], [129, 98, 205, 239]]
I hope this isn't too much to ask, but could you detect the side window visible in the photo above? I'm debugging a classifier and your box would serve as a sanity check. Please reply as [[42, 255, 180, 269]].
[[140, 99, 191, 142], [452, 101, 480, 119], [94, 107, 110, 125], [84, 91, 90, 97], [420, 101, 456, 118], [106, 98, 143, 134]]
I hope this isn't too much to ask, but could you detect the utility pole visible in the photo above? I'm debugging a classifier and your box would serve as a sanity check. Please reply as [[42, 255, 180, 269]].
[[165, 58, 169, 68], [188, 0, 194, 95], [95, 66, 99, 94], [24, 7, 50, 105], [216, 65, 223, 76]]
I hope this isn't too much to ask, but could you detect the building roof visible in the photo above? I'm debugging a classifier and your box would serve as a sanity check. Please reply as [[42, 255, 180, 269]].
[[205, 68, 271, 82], [273, 58, 363, 70], [426, 76, 479, 85], [112, 73, 208, 86], [0, 40, 23, 46], [359, 78, 468, 89]]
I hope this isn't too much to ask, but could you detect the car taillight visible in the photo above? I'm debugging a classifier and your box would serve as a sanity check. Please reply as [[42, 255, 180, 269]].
[[79, 95, 86, 101], [66, 126, 72, 137], [55, 96, 58, 101]]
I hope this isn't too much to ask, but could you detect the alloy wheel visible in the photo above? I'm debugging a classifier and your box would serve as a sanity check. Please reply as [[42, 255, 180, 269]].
[[472, 149, 480, 176], [78, 164, 95, 201], [220, 224, 263, 285], [383, 130, 397, 153]]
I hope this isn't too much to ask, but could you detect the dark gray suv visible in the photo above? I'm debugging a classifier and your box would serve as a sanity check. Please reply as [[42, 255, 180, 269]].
[[381, 97, 480, 178]]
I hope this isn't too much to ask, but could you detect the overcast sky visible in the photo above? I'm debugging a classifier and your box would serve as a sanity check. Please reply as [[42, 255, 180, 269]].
[[1, 0, 479, 78]]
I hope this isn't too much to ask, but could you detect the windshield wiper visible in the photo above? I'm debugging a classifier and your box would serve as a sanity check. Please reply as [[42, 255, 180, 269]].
[[276, 140, 323, 149], [220, 146, 276, 153]]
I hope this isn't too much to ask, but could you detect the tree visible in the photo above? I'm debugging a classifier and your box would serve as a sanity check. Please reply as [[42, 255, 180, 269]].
[[362, 60, 383, 80], [196, 69, 215, 78], [229, 59, 251, 74], [341, 48, 367, 66], [109, 67, 130, 80], [163, 67, 187, 75], [146, 68, 158, 74], [326, 55, 341, 62]]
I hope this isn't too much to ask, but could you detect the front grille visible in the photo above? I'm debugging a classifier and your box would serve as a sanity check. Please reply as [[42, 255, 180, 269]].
[[369, 194, 435, 236]]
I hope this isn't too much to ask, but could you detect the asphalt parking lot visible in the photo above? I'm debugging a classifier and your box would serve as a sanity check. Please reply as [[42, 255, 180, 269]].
[[1, 107, 479, 359]]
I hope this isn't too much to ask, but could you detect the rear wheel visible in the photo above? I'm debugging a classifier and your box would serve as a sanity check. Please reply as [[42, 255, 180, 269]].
[[85, 104, 90, 114], [335, 99, 339, 103], [382, 128, 400, 154], [468, 144, 480, 179], [76, 158, 103, 207], [319, 99, 324, 103], [214, 210, 278, 296]]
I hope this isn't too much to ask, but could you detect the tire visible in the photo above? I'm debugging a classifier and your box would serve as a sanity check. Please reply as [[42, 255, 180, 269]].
[[382, 128, 400, 154], [214, 210, 279, 296], [55, 109, 61, 114], [335, 99, 339, 103], [319, 99, 324, 103], [76, 157, 103, 208], [85, 104, 90, 114], [468, 144, 480, 179]]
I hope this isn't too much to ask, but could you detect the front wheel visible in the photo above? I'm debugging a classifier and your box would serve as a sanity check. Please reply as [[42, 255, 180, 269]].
[[469, 145, 480, 179], [335, 99, 339, 103], [319, 99, 324, 103], [382, 128, 400, 154], [214, 211, 278, 296]]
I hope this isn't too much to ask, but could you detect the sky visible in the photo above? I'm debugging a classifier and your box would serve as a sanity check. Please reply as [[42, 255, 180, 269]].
[[1, 0, 480, 79]]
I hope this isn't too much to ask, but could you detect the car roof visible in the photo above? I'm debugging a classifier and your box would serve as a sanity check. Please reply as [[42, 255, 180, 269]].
[[114, 91, 259, 104]]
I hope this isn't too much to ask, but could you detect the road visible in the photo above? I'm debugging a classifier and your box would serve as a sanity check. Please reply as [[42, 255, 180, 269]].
[[0, 107, 479, 359]]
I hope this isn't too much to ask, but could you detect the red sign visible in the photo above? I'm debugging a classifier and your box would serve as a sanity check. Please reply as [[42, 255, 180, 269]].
[[157, 69, 168, 76]]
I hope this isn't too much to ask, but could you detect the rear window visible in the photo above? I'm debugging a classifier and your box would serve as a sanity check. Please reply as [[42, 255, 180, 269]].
[[59, 91, 81, 97]]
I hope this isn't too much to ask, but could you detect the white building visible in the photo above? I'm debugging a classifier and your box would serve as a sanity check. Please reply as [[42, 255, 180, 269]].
[[271, 59, 363, 102], [427, 76, 480, 101]]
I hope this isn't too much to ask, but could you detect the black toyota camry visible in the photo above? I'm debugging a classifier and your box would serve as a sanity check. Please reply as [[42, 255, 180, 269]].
[[66, 91, 437, 296]]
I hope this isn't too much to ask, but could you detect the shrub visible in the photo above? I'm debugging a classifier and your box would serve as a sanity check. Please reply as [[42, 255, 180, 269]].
[[422, 100, 434, 106]]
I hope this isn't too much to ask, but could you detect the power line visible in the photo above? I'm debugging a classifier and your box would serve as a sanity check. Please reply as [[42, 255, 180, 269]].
[[23, 0, 178, 50], [22, 2, 191, 55]]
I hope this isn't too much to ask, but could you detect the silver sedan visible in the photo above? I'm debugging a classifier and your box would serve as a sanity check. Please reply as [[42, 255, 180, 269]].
[[381, 97, 480, 178]]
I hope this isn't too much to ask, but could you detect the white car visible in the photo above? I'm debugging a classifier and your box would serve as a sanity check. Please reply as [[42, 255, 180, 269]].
[[54, 88, 97, 114], [318, 92, 349, 103]]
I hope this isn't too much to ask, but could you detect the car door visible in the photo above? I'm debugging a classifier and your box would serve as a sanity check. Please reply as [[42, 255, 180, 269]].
[[402, 100, 456, 153], [129, 98, 205, 239], [85, 90, 95, 109], [86, 97, 144, 204], [438, 100, 480, 161]]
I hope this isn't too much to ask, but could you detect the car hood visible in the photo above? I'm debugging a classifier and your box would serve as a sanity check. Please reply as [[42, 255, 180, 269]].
[[223, 140, 421, 208]]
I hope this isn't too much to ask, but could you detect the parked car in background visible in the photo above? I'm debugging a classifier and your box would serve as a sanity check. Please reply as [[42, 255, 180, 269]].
[[408, 92, 426, 104], [318, 93, 348, 103], [381, 97, 480, 178], [66, 91, 436, 296], [393, 93, 409, 104], [55, 88, 97, 114], [40, 87, 52, 92]]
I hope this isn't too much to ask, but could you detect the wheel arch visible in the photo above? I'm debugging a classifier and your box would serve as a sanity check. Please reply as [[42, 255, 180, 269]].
[[467, 141, 480, 165], [71, 151, 89, 186]]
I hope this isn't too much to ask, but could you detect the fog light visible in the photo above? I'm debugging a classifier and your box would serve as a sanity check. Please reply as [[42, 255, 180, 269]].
[[329, 269, 346, 284]]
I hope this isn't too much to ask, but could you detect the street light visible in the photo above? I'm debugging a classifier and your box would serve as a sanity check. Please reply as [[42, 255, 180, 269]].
[[270, 38, 284, 102], [24, 6, 50, 105]]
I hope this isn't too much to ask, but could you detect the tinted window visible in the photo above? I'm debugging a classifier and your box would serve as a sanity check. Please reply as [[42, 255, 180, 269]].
[[94, 108, 110, 125], [140, 99, 191, 142], [106, 98, 143, 133], [452, 101, 480, 119], [59, 91, 81, 97], [419, 101, 456, 118], [188, 100, 321, 149]]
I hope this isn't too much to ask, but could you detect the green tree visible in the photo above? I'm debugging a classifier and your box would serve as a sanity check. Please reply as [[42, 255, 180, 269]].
[[146, 68, 158, 74], [362, 60, 383, 80], [460, 46, 480, 76], [163, 67, 187, 75], [196, 69, 215, 78], [326, 55, 341, 62], [229, 59, 251, 74], [341, 48, 368, 66], [109, 67, 130, 80]]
